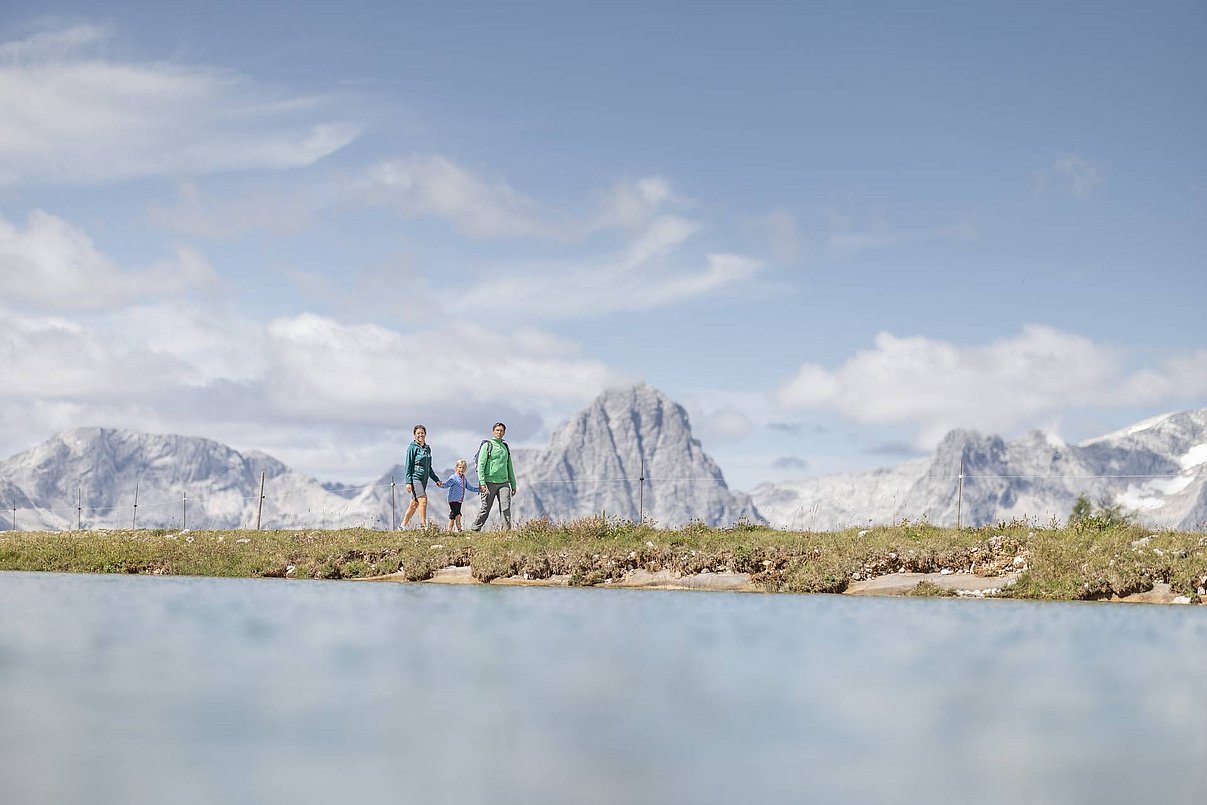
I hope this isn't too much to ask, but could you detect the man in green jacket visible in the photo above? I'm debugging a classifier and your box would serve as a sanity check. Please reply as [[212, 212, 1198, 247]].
[[472, 422, 517, 531]]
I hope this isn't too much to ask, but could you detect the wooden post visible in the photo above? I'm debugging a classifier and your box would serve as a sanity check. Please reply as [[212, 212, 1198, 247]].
[[956, 456, 965, 529], [183, 491, 188, 530], [390, 476, 397, 531], [638, 457, 645, 524], [256, 471, 266, 530], [77, 487, 82, 530], [132, 482, 139, 529]]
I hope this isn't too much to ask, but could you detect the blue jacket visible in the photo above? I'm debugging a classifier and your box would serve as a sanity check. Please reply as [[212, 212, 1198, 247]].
[[404, 441, 436, 485], [443, 473, 475, 503]]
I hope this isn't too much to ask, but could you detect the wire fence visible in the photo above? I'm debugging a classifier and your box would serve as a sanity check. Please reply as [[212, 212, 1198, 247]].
[[2, 467, 1203, 532]]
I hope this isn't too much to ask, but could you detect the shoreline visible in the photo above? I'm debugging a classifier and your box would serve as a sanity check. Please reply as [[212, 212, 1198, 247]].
[[3, 521, 1205, 604], [365, 564, 1201, 604]]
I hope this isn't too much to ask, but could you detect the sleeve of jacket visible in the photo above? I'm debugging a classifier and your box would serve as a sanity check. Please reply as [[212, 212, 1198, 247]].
[[404, 444, 417, 483]]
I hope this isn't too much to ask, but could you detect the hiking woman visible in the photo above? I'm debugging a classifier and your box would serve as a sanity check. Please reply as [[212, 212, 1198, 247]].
[[402, 424, 442, 528]]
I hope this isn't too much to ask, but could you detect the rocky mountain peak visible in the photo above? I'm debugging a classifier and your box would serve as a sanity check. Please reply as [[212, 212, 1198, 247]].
[[931, 429, 1007, 474], [521, 383, 761, 527], [753, 407, 1207, 531]]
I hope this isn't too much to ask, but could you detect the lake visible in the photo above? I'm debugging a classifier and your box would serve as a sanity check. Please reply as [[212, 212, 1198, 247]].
[[1, 571, 1204, 804]]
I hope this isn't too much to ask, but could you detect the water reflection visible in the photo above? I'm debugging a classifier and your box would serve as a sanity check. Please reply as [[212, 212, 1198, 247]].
[[1, 572, 1204, 804]]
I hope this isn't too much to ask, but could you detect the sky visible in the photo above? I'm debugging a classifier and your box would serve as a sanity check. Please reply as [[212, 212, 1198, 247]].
[[1, 1, 1204, 490]]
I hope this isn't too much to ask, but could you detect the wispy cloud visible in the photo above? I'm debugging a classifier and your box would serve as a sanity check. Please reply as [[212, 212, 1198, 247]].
[[360, 154, 681, 241], [454, 246, 763, 319], [147, 180, 316, 239], [826, 219, 976, 257], [777, 325, 1187, 448], [745, 209, 805, 264], [695, 406, 755, 441], [0, 210, 218, 311], [361, 155, 557, 239], [1036, 152, 1105, 197], [353, 169, 766, 318], [772, 456, 809, 473], [0, 22, 359, 184]]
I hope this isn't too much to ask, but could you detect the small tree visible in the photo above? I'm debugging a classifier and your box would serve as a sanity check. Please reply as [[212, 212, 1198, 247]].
[[1068, 494, 1093, 526], [1068, 493, 1133, 531]]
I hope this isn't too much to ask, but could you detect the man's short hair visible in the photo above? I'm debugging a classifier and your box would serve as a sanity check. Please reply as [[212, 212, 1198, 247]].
[[492, 422, 506, 431]]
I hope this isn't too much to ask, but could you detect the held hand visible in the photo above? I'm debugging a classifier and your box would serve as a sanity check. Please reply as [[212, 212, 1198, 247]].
[[480, 484, 487, 493], [436, 480, 444, 488], [405, 484, 413, 493]]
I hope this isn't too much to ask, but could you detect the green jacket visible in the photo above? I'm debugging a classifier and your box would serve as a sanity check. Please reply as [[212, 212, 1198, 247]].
[[477, 438, 516, 488]]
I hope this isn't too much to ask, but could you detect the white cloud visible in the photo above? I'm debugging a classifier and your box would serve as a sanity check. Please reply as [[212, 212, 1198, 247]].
[[826, 219, 976, 257], [1037, 153, 1104, 198], [361, 155, 680, 241], [100, 303, 267, 383], [262, 314, 622, 424], [622, 215, 700, 267], [0, 210, 218, 311], [696, 406, 755, 441], [455, 247, 762, 319], [147, 180, 316, 239], [0, 21, 108, 61], [745, 209, 804, 264], [0, 305, 627, 477], [362, 155, 556, 239], [591, 176, 676, 231], [436, 209, 759, 319], [1164, 349, 1207, 396], [777, 326, 1178, 447], [0, 316, 192, 397], [0, 23, 359, 184]]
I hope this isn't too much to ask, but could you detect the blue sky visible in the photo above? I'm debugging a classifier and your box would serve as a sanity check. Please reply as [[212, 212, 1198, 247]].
[[1, 1, 1204, 489]]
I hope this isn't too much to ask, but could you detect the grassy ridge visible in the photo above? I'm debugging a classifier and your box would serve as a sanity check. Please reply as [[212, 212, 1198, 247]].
[[1, 518, 1205, 601]]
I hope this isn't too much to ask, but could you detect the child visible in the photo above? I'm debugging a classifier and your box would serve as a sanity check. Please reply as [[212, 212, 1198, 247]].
[[402, 424, 443, 528], [443, 459, 475, 533]]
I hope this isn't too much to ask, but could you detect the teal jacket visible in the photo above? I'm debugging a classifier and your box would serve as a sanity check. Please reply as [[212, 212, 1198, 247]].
[[404, 441, 436, 485], [477, 438, 516, 488]]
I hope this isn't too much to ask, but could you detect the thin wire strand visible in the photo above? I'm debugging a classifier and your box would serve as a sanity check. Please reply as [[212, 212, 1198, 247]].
[[5, 470, 1205, 531]]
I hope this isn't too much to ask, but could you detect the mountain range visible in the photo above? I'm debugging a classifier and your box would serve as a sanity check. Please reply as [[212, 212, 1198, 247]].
[[749, 410, 1207, 531], [0, 384, 758, 531], [1, 384, 1204, 531]]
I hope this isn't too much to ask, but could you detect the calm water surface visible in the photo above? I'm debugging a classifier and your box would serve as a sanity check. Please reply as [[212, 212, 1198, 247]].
[[1, 571, 1204, 805]]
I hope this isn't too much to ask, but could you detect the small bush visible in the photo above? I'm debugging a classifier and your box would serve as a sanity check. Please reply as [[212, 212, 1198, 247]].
[[908, 580, 955, 597]]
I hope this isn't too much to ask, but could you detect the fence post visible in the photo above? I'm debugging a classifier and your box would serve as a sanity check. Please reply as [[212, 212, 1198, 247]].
[[77, 487, 82, 530], [390, 476, 396, 531], [256, 471, 266, 530], [638, 457, 645, 524], [183, 491, 188, 530], [956, 456, 964, 529], [132, 482, 139, 530], [10, 506, 15, 531]]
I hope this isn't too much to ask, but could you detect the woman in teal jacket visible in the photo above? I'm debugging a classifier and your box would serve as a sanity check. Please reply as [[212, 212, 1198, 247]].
[[402, 424, 443, 528]]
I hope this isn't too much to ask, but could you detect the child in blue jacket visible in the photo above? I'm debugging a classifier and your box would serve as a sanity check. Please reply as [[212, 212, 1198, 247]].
[[443, 459, 475, 533]]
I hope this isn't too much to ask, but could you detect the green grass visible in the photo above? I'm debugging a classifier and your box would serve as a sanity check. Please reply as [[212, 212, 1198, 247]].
[[1, 517, 1204, 602]]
